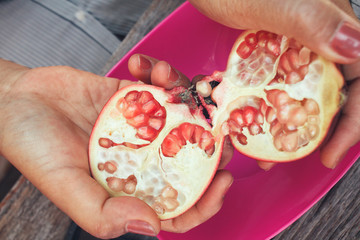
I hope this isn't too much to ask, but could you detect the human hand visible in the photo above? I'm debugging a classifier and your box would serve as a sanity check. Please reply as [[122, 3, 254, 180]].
[[189, 0, 360, 169], [0, 58, 233, 238]]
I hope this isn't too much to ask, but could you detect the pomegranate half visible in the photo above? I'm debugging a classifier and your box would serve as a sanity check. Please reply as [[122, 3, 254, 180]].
[[89, 30, 344, 219]]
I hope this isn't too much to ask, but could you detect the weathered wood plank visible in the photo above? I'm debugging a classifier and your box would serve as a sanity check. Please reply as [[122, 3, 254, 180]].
[[0, 176, 71, 240], [100, 0, 186, 76]]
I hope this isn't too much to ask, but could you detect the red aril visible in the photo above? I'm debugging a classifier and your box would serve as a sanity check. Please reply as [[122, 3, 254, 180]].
[[89, 30, 344, 219]]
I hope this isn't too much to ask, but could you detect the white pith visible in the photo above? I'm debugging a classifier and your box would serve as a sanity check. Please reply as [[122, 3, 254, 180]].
[[89, 85, 222, 219]]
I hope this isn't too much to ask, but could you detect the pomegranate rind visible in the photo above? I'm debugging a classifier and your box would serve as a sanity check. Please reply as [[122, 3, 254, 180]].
[[89, 84, 223, 219]]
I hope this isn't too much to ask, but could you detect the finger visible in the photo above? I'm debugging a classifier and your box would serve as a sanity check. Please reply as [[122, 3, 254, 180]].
[[257, 160, 277, 171], [128, 54, 191, 89], [218, 136, 234, 169], [128, 54, 158, 84], [342, 60, 360, 81], [189, 0, 360, 64], [320, 78, 360, 168], [43, 169, 161, 239], [161, 170, 233, 233], [151, 61, 191, 89]]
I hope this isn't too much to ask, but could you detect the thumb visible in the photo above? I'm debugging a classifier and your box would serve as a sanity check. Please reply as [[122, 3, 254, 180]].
[[189, 0, 360, 64], [87, 196, 160, 239]]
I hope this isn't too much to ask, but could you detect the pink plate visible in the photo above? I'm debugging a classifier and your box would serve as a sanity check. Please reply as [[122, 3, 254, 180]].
[[106, 2, 360, 240]]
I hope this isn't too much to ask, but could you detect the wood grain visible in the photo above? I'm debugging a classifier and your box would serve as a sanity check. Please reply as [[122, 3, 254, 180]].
[[0, 1, 358, 240]]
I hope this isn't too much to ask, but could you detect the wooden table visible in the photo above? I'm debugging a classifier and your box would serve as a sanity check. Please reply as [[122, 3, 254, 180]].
[[0, 1, 359, 239]]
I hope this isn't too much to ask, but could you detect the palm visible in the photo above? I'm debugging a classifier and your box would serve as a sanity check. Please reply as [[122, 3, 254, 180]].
[[1, 66, 133, 234]]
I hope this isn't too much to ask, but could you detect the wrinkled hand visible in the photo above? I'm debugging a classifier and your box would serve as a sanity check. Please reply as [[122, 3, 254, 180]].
[[0, 58, 233, 239], [189, 0, 360, 169]]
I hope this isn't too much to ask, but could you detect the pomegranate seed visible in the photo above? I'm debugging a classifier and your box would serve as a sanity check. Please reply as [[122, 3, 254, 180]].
[[162, 134, 183, 157], [307, 124, 319, 139], [281, 131, 299, 152], [285, 71, 302, 84], [273, 132, 283, 151], [104, 161, 117, 174], [99, 138, 113, 148], [193, 125, 205, 143], [266, 89, 280, 105], [205, 146, 215, 156], [179, 123, 195, 142], [123, 103, 141, 118], [228, 119, 242, 133], [137, 126, 158, 141], [245, 33, 258, 48], [279, 53, 292, 74], [287, 49, 300, 70], [170, 128, 186, 146], [237, 133, 247, 145], [243, 107, 255, 125], [255, 112, 264, 124], [196, 80, 212, 97], [256, 30, 269, 48], [199, 131, 215, 151], [106, 177, 125, 192], [152, 202, 165, 215], [249, 123, 262, 135], [260, 99, 268, 115], [267, 38, 280, 56], [148, 117, 164, 130], [127, 113, 149, 128], [270, 120, 282, 136], [138, 91, 153, 104], [163, 198, 180, 211], [265, 107, 277, 123], [275, 91, 292, 107], [124, 181, 137, 194], [298, 128, 310, 147], [299, 65, 309, 79], [153, 106, 166, 118], [289, 106, 308, 126], [303, 99, 320, 115], [230, 109, 245, 127], [308, 116, 320, 125], [97, 163, 105, 171], [236, 41, 253, 59], [124, 91, 139, 102], [142, 100, 160, 114], [124, 175, 137, 194], [161, 186, 178, 199], [277, 104, 292, 124], [116, 98, 127, 112]]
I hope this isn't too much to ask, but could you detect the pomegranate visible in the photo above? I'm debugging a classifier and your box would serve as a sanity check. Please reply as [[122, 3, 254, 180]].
[[89, 30, 344, 219]]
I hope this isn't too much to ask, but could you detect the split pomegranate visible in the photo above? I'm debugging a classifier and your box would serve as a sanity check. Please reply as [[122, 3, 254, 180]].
[[89, 30, 344, 219]]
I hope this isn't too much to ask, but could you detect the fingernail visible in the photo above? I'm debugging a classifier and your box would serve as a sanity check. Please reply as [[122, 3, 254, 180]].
[[168, 64, 179, 82], [330, 21, 360, 59], [138, 55, 152, 70], [125, 220, 157, 236]]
